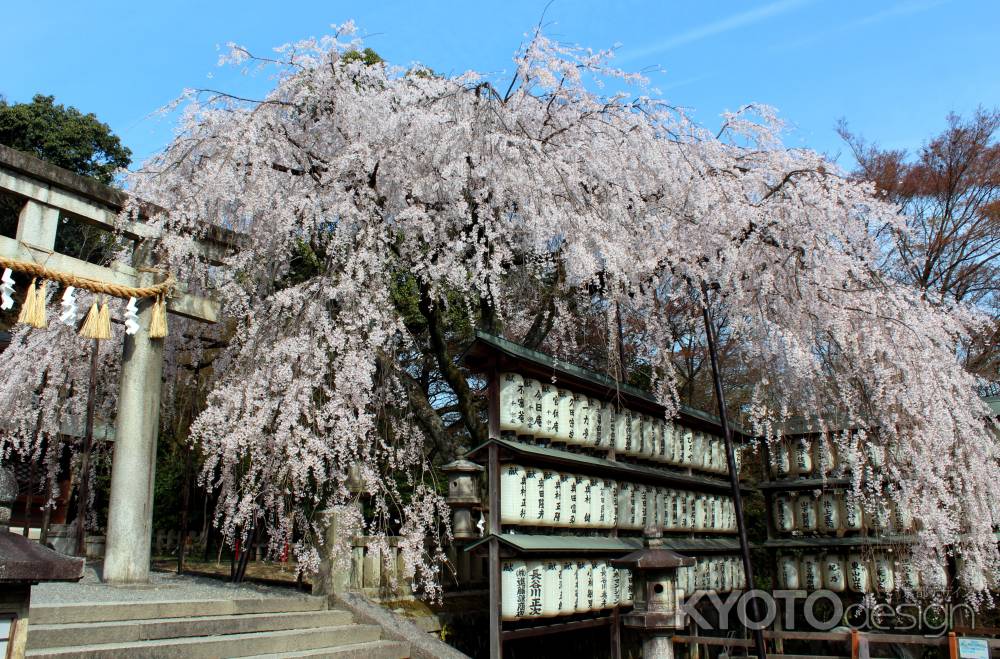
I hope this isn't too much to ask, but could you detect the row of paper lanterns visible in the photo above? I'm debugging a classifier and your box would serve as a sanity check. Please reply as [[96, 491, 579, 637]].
[[771, 436, 885, 478], [499, 465, 738, 532], [776, 553, 948, 594], [500, 373, 740, 473], [501, 559, 632, 620], [772, 491, 912, 533], [676, 556, 747, 595]]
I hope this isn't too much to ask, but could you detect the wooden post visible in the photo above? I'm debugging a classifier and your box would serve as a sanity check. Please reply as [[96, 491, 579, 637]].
[[75, 339, 98, 557], [487, 362, 502, 659], [701, 293, 767, 659], [948, 631, 958, 659]]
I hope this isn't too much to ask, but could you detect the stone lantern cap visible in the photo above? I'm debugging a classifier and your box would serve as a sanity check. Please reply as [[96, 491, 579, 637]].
[[0, 531, 85, 584], [442, 459, 485, 474], [610, 548, 695, 570]]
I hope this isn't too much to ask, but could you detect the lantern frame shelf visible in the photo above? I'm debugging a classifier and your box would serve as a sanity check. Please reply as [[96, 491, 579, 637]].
[[466, 533, 743, 557], [757, 477, 852, 491], [466, 437, 752, 496], [763, 535, 918, 549], [462, 331, 754, 659]]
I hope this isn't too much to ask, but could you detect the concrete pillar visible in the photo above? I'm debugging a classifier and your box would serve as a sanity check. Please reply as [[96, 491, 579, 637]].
[[102, 273, 164, 584], [16, 200, 59, 250]]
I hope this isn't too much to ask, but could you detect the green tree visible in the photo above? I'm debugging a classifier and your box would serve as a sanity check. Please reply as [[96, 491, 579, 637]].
[[0, 94, 131, 184], [0, 95, 133, 266]]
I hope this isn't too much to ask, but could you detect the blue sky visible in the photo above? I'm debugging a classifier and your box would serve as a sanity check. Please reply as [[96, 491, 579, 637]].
[[3, 1, 997, 169]]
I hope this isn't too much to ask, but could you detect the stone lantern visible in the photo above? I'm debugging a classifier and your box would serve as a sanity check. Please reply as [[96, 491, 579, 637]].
[[611, 537, 695, 659], [0, 466, 84, 659], [442, 459, 484, 540]]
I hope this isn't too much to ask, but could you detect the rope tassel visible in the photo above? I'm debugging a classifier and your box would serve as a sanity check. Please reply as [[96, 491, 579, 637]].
[[79, 298, 111, 340], [149, 295, 168, 339], [17, 278, 47, 328]]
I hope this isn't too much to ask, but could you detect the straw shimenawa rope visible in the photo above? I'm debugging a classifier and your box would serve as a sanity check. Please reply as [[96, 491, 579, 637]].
[[0, 255, 175, 299], [1, 255, 174, 339]]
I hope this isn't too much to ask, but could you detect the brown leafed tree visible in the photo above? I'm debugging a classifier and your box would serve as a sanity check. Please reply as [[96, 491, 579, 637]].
[[838, 109, 1000, 387]]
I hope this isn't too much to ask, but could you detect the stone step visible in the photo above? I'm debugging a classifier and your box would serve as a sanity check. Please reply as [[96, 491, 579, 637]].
[[30, 596, 327, 625], [27, 609, 353, 649], [25, 623, 384, 659], [245, 639, 410, 658]]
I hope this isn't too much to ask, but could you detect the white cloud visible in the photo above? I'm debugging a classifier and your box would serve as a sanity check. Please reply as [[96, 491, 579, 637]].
[[616, 0, 812, 63]]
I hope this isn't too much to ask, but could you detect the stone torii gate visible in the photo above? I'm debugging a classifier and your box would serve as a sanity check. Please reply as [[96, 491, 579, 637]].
[[0, 144, 236, 584]]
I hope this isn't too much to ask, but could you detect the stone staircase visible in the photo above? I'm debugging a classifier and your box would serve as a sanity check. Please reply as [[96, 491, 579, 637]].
[[26, 595, 410, 658]]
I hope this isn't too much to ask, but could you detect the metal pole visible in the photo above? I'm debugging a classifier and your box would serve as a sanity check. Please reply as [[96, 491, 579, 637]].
[[701, 294, 767, 659], [75, 338, 99, 557]]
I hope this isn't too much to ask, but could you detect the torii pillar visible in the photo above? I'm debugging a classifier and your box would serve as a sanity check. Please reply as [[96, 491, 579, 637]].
[[102, 272, 165, 584]]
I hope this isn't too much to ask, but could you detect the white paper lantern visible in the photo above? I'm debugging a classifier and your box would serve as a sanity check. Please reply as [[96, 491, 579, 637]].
[[692, 496, 706, 531], [599, 403, 617, 450], [841, 495, 863, 531], [711, 439, 724, 473], [800, 554, 823, 591], [773, 494, 795, 532], [617, 482, 633, 530], [620, 568, 633, 605], [663, 422, 678, 464], [686, 491, 698, 531], [576, 560, 594, 612], [890, 501, 913, 532], [539, 383, 558, 440], [655, 488, 666, 532], [653, 420, 667, 462], [554, 389, 573, 443], [606, 480, 618, 528], [632, 485, 648, 531], [778, 555, 800, 589], [866, 502, 890, 531], [774, 440, 792, 477], [522, 379, 543, 437], [499, 373, 525, 433], [500, 464, 527, 525], [794, 437, 813, 476], [733, 444, 743, 475], [593, 560, 609, 609], [576, 476, 593, 528], [641, 415, 656, 460], [541, 470, 560, 526], [873, 555, 895, 594], [585, 398, 600, 447], [692, 431, 705, 470], [896, 559, 919, 592], [542, 560, 562, 617], [629, 413, 643, 457], [570, 394, 590, 447], [501, 560, 527, 620], [560, 560, 577, 614], [615, 410, 631, 455], [797, 495, 817, 531], [561, 474, 577, 527], [814, 435, 837, 475], [681, 427, 695, 465], [823, 555, 846, 593], [818, 492, 840, 532], [644, 486, 658, 532], [524, 468, 544, 526], [524, 562, 545, 618], [662, 490, 676, 530], [576, 476, 597, 528], [847, 554, 870, 593], [610, 562, 622, 604], [590, 478, 608, 528]]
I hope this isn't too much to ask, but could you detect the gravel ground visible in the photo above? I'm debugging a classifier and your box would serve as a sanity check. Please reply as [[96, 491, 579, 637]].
[[32, 562, 312, 605]]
